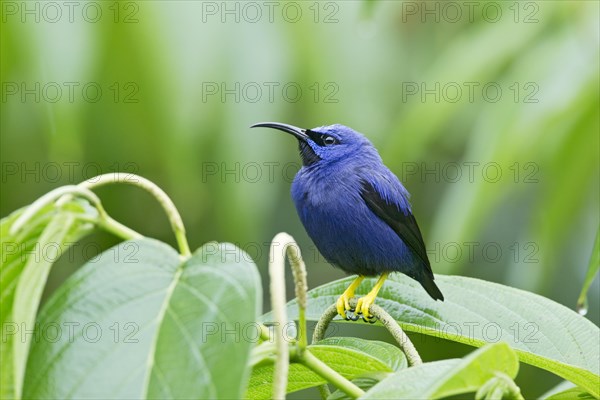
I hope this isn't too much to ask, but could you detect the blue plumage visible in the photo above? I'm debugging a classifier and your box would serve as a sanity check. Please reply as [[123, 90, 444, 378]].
[[252, 122, 443, 319], [291, 159, 417, 276]]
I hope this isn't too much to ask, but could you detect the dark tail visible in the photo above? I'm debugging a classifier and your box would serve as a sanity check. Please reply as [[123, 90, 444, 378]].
[[419, 272, 444, 301]]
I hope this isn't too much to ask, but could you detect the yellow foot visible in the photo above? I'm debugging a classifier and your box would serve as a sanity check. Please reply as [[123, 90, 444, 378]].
[[335, 294, 350, 319], [355, 272, 389, 323], [335, 276, 364, 319], [355, 293, 377, 320]]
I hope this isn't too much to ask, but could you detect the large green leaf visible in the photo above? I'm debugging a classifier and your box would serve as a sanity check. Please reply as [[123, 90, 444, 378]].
[[246, 337, 401, 399], [362, 342, 520, 399], [23, 239, 262, 399], [0, 201, 97, 400], [545, 387, 595, 400], [270, 274, 600, 396]]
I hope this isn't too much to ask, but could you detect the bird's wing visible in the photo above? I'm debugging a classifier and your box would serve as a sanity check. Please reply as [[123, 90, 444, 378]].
[[360, 179, 433, 275]]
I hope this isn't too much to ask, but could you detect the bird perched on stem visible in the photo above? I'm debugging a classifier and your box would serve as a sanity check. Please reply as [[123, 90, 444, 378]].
[[251, 122, 444, 322]]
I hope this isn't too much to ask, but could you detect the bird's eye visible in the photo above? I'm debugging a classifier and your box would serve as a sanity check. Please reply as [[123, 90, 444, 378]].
[[323, 136, 337, 146]]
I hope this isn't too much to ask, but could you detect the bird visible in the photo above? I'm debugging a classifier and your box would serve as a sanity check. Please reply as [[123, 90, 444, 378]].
[[251, 122, 444, 321]]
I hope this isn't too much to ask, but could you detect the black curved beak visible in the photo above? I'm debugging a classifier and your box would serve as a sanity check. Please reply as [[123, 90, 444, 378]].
[[250, 122, 309, 142]]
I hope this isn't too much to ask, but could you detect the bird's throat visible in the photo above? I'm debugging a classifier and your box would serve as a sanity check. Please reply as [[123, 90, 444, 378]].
[[298, 141, 321, 166]]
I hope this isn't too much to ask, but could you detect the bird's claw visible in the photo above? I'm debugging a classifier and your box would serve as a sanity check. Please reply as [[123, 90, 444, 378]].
[[364, 315, 377, 324], [336, 298, 363, 321], [355, 295, 377, 322], [336, 275, 382, 322], [336, 281, 362, 320], [336, 293, 354, 320], [334, 292, 380, 323]]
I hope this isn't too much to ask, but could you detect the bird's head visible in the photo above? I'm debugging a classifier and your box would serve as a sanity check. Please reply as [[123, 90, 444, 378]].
[[251, 122, 375, 166]]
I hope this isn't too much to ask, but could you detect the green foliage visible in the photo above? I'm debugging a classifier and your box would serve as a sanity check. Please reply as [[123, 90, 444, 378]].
[[317, 337, 407, 371], [2, 1, 597, 304], [327, 374, 390, 400], [362, 342, 521, 399], [246, 337, 405, 398], [1, 177, 599, 399], [275, 274, 600, 396], [23, 239, 261, 399], [545, 387, 596, 400], [2, 2, 599, 396], [0, 200, 97, 400], [247, 339, 397, 398]]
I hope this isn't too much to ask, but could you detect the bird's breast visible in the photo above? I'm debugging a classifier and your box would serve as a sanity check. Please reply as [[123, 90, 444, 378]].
[[292, 166, 360, 206]]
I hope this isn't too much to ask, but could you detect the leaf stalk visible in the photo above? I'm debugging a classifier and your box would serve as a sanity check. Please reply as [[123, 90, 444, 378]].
[[79, 173, 191, 257], [268, 233, 364, 399]]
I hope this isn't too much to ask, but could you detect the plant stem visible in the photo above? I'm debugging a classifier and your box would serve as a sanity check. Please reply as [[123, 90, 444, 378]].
[[367, 301, 422, 366], [476, 372, 524, 400], [313, 300, 422, 367], [283, 235, 308, 353], [97, 215, 143, 241], [299, 350, 365, 399], [249, 342, 277, 368], [79, 173, 191, 258], [268, 234, 291, 399], [267, 232, 311, 399], [268, 233, 365, 399], [9, 185, 102, 235], [9, 183, 144, 244]]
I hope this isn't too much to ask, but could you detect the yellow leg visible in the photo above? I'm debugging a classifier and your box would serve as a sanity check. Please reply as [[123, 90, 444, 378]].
[[336, 275, 365, 319], [356, 273, 389, 319]]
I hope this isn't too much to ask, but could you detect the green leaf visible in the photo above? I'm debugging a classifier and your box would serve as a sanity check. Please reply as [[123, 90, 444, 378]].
[[327, 373, 391, 400], [23, 239, 262, 399], [315, 337, 407, 371], [475, 371, 523, 400], [577, 229, 599, 315], [539, 381, 576, 399], [545, 386, 596, 400], [1, 201, 97, 400], [271, 274, 600, 396], [361, 342, 520, 399], [245, 338, 398, 399]]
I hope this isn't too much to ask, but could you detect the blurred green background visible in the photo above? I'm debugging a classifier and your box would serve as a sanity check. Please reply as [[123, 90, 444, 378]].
[[1, 1, 598, 397]]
